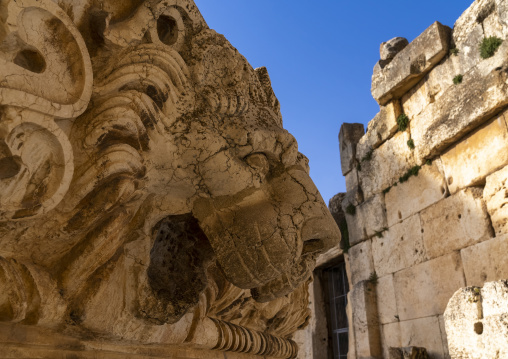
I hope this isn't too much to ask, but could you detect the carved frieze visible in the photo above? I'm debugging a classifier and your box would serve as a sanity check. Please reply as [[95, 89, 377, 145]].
[[0, 1, 340, 357]]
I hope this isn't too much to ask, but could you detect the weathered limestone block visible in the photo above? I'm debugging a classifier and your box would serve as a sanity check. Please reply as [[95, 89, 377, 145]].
[[444, 280, 508, 359], [348, 240, 374, 286], [461, 234, 508, 287], [454, 0, 508, 44], [372, 214, 426, 277], [339, 123, 364, 175], [441, 113, 508, 194], [385, 160, 448, 227], [438, 315, 451, 359], [352, 280, 382, 359], [389, 346, 429, 359], [371, 22, 451, 105], [399, 317, 444, 357], [359, 131, 415, 200], [420, 187, 493, 259], [376, 274, 398, 325], [343, 193, 387, 245], [380, 37, 409, 62], [393, 252, 466, 321], [484, 165, 508, 235], [345, 168, 359, 191], [401, 22, 483, 121], [382, 322, 401, 359], [412, 41, 508, 163], [356, 101, 403, 157]]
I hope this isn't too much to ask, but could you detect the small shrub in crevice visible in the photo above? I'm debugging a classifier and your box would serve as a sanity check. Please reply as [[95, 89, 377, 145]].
[[346, 203, 356, 216], [407, 138, 415, 150], [453, 74, 463, 85], [356, 162, 362, 171], [368, 271, 379, 284], [382, 186, 391, 194], [449, 47, 459, 56], [399, 165, 421, 183], [425, 159, 432, 166], [480, 36, 503, 59], [397, 114, 410, 132]]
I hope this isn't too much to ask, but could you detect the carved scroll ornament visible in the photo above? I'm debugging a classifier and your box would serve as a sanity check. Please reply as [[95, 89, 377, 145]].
[[0, 1, 340, 358]]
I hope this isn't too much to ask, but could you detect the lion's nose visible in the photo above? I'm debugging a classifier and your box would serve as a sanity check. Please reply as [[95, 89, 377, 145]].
[[301, 215, 341, 256]]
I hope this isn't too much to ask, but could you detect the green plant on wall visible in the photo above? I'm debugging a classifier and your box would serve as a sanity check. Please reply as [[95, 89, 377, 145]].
[[397, 114, 409, 132], [368, 271, 379, 284], [453, 74, 463, 85], [449, 47, 459, 56], [480, 36, 503, 59], [407, 138, 415, 149]]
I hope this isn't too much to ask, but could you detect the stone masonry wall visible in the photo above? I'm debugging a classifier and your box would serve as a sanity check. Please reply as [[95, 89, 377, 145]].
[[337, 0, 508, 358]]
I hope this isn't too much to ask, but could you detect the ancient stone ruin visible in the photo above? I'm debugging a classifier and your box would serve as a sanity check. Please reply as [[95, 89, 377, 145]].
[[306, 0, 508, 358], [0, 0, 341, 357], [2, 0, 508, 358]]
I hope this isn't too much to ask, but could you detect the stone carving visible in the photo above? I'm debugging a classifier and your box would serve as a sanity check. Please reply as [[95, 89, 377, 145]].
[[0, 0, 339, 357], [444, 280, 508, 359]]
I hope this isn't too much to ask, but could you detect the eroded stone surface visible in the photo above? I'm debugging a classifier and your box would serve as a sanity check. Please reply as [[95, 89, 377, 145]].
[[385, 160, 448, 227], [420, 187, 493, 259], [0, 1, 340, 357], [461, 234, 508, 287], [358, 131, 416, 200], [444, 280, 508, 359], [412, 41, 508, 163], [343, 193, 387, 245], [372, 214, 426, 277], [441, 112, 508, 194], [371, 22, 451, 105], [484, 164, 508, 235], [393, 252, 465, 321], [339, 123, 364, 175]]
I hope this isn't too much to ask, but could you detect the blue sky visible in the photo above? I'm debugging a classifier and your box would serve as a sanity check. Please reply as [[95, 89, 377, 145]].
[[194, 1, 473, 203]]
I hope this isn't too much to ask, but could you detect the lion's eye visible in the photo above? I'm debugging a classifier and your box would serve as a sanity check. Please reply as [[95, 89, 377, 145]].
[[244, 153, 270, 177]]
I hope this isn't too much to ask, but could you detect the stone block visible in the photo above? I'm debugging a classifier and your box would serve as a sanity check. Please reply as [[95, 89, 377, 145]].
[[348, 240, 374, 286], [339, 123, 365, 175], [453, 0, 494, 45], [342, 193, 387, 245], [385, 160, 448, 227], [399, 317, 444, 358], [444, 280, 508, 359], [359, 131, 415, 200], [352, 281, 382, 358], [393, 252, 466, 320], [356, 101, 402, 157], [440, 113, 508, 194], [420, 187, 492, 259], [381, 322, 401, 359], [483, 11, 504, 38], [372, 214, 426, 277], [438, 315, 451, 359], [461, 234, 508, 287], [484, 165, 508, 236], [380, 37, 409, 62], [412, 41, 508, 163], [371, 22, 451, 105], [376, 274, 398, 324], [344, 169, 360, 193]]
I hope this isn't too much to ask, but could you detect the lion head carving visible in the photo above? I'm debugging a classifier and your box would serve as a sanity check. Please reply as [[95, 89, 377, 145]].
[[0, 0, 340, 352]]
